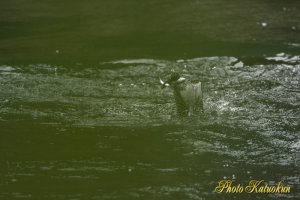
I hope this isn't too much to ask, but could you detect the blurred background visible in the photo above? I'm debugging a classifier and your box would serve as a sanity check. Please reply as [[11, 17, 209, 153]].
[[0, 0, 300, 64]]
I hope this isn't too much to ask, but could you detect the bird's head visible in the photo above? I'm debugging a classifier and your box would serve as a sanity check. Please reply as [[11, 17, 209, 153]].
[[159, 72, 186, 89]]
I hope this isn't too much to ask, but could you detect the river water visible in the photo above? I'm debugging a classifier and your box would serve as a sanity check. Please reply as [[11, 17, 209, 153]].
[[0, 0, 300, 200]]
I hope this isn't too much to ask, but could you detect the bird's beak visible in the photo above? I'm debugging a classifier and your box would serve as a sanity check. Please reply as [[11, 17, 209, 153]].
[[159, 78, 170, 89], [159, 78, 165, 85]]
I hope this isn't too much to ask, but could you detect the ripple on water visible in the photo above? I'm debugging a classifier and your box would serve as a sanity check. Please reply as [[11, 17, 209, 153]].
[[0, 56, 299, 196]]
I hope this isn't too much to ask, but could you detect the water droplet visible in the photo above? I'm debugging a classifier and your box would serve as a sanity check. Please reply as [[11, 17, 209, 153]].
[[232, 174, 236, 179], [261, 22, 267, 27]]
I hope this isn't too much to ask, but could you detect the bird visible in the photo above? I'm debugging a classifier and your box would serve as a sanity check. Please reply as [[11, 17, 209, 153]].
[[160, 72, 203, 117]]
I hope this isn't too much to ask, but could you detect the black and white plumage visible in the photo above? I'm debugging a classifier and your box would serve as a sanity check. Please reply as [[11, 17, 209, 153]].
[[160, 73, 203, 116]]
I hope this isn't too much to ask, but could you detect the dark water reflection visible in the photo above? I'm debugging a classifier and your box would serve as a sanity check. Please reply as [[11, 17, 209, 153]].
[[0, 56, 299, 199], [1, 0, 300, 63]]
